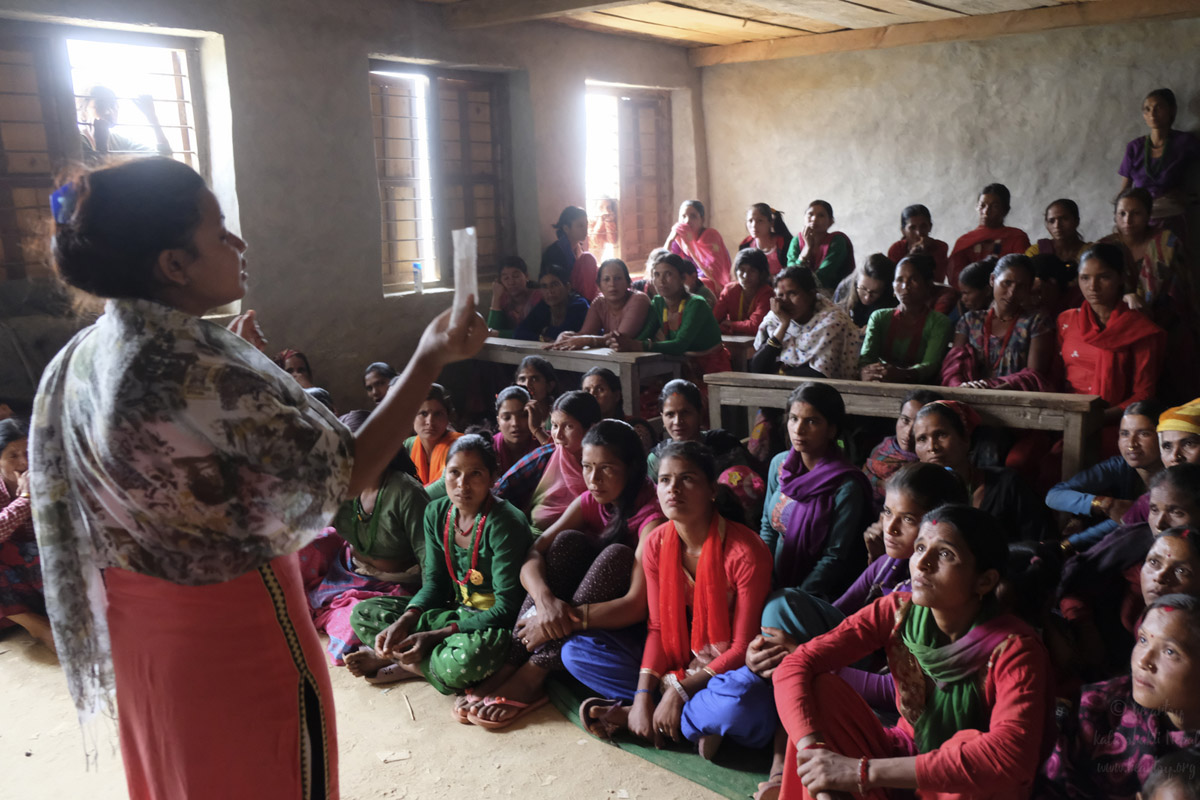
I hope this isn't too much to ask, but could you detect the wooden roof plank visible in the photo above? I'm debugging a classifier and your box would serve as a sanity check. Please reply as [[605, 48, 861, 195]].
[[848, 0, 967, 21], [604, 2, 810, 39], [682, 0, 845, 32], [569, 9, 743, 43], [445, 0, 645, 29], [690, 0, 1200, 65], [741, 0, 913, 28]]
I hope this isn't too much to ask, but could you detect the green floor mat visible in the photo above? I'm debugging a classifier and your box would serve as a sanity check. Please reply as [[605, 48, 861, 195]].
[[545, 675, 771, 800]]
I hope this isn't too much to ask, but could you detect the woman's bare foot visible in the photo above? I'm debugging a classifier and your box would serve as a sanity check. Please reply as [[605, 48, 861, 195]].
[[344, 647, 392, 678], [698, 733, 722, 760], [8, 613, 56, 655], [472, 661, 549, 724]]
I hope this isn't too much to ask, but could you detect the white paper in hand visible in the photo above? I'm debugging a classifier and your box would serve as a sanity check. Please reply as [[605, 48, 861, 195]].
[[451, 227, 477, 317]]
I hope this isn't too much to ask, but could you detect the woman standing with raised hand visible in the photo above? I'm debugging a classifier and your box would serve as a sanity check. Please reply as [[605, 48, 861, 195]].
[[665, 199, 733, 289], [31, 157, 486, 799]]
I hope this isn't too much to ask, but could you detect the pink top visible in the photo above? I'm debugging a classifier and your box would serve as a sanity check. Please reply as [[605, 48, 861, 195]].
[[571, 252, 600, 301], [577, 290, 652, 338], [579, 480, 663, 543], [0, 478, 32, 543], [669, 226, 733, 289]]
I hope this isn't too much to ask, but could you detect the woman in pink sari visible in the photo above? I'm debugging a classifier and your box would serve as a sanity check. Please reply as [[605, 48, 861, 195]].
[[665, 199, 733, 289]]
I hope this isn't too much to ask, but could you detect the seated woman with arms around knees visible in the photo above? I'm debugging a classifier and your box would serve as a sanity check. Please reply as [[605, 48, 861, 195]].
[[346, 435, 532, 689], [740, 202, 793, 277], [1038, 592, 1200, 800], [513, 265, 590, 343], [404, 383, 463, 487], [1059, 243, 1166, 456], [947, 182, 1031, 286], [835, 253, 896, 329], [682, 464, 966, 796], [460, 420, 665, 728], [862, 390, 942, 519], [714, 248, 773, 336], [608, 251, 731, 385], [549, 258, 650, 350], [576, 441, 773, 746], [665, 199, 733, 289], [885, 204, 950, 284], [1047, 401, 1163, 553], [775, 505, 1055, 800], [487, 256, 540, 338], [912, 400, 1053, 541], [494, 390, 603, 535], [752, 266, 862, 380], [787, 200, 855, 292], [941, 253, 1055, 391], [859, 254, 953, 384], [760, 383, 873, 600]]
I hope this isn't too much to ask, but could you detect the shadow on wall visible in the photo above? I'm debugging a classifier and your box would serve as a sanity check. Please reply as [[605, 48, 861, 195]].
[[0, 279, 92, 408]]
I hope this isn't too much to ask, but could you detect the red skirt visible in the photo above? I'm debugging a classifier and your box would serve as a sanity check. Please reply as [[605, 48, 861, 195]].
[[106, 552, 338, 799]]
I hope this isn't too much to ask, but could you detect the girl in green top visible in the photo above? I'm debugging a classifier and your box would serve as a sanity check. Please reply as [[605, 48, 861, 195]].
[[345, 434, 533, 690], [859, 254, 953, 384]]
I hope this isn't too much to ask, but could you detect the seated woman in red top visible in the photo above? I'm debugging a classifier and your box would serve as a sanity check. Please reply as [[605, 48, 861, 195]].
[[786, 200, 855, 292], [947, 183, 1031, 286], [665, 200, 733, 289], [1059, 243, 1167, 453], [577, 440, 773, 747], [886, 205, 950, 284], [740, 202, 793, 277], [774, 505, 1054, 800], [714, 248, 773, 335]]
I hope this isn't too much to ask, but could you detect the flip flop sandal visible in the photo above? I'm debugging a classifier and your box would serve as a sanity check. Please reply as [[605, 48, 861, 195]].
[[365, 663, 411, 685], [451, 693, 483, 724], [753, 770, 784, 800], [467, 694, 550, 731], [578, 697, 624, 742]]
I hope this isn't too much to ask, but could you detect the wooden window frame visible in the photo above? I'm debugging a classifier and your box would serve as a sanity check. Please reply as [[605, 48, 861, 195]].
[[370, 60, 516, 295]]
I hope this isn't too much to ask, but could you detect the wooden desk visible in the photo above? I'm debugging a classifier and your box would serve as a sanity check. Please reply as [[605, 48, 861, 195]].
[[476, 338, 682, 417], [704, 372, 1107, 476], [722, 335, 756, 371]]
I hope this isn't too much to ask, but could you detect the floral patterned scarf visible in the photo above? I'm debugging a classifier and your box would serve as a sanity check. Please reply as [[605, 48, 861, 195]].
[[29, 298, 353, 755]]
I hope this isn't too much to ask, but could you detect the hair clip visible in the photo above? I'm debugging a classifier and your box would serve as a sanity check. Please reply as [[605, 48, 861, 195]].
[[50, 182, 77, 225]]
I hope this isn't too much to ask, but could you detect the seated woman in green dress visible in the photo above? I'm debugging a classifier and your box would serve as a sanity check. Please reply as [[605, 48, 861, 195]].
[[859, 254, 953, 384], [345, 434, 533, 689]]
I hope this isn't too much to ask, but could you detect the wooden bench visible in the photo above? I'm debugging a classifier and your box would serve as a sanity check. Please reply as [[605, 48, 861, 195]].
[[476, 337, 682, 417], [704, 372, 1107, 476]]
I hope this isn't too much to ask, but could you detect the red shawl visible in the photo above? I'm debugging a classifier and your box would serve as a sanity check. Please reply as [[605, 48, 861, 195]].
[[941, 342, 1055, 392], [948, 226, 1030, 284], [1064, 303, 1166, 404], [659, 514, 730, 679]]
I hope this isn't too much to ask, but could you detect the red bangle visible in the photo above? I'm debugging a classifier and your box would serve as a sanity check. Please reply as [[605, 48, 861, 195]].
[[858, 756, 870, 795]]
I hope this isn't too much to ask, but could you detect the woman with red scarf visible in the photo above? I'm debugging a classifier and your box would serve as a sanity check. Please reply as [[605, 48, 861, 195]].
[[577, 440, 771, 746], [947, 183, 1031, 286], [1059, 243, 1166, 455]]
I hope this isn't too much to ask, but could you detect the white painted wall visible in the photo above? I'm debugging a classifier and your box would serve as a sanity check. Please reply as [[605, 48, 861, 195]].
[[0, 0, 703, 408], [699, 18, 1200, 264]]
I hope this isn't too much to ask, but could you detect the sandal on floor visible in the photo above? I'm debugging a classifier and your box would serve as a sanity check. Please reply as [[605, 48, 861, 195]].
[[753, 770, 784, 800], [578, 697, 624, 741], [467, 694, 550, 730], [365, 664, 412, 685], [452, 693, 483, 724]]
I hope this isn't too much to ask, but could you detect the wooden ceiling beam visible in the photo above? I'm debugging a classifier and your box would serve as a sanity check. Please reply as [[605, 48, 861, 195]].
[[444, 0, 645, 29], [689, 0, 1200, 66]]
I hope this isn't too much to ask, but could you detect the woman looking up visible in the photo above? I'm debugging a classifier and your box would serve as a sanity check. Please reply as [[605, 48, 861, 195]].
[[1117, 88, 1200, 231], [31, 157, 486, 798], [760, 383, 873, 600], [941, 254, 1054, 391], [1058, 243, 1166, 449], [0, 418, 50, 651], [513, 265, 589, 343], [549, 258, 650, 350], [947, 183, 1031, 286], [786, 200, 855, 292], [859, 254, 953, 384], [740, 202, 793, 276], [541, 205, 598, 299], [1026, 199, 1089, 270], [714, 248, 773, 335], [665, 199, 733, 289], [885, 204, 950, 283], [775, 506, 1054, 800]]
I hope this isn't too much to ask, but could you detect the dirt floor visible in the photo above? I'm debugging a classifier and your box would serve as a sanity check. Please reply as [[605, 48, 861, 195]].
[[0, 627, 726, 800]]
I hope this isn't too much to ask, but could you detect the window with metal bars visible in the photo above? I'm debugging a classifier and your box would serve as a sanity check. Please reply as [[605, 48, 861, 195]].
[[0, 24, 206, 288], [369, 64, 515, 295]]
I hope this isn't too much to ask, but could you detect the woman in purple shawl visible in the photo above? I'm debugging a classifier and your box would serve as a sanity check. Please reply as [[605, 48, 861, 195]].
[[759, 382, 872, 600]]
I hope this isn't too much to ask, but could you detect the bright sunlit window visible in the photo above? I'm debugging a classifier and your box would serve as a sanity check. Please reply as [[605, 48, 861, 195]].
[[66, 38, 200, 169], [585, 92, 620, 261]]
